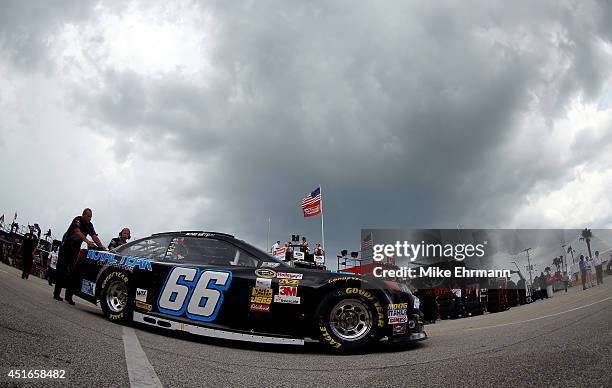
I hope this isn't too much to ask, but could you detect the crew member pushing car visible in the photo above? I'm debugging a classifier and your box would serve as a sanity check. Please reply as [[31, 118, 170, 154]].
[[53, 208, 106, 304], [108, 227, 131, 250]]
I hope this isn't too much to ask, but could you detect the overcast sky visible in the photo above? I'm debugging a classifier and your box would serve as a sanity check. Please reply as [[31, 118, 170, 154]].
[[1, 0, 611, 265]]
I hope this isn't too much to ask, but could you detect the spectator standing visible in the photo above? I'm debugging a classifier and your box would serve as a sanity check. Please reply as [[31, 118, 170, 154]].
[[284, 242, 293, 262], [578, 255, 588, 290], [300, 237, 309, 253], [20, 225, 38, 280], [592, 251, 603, 285], [54, 208, 106, 304], [47, 245, 59, 285], [586, 256, 595, 287], [271, 240, 281, 254]]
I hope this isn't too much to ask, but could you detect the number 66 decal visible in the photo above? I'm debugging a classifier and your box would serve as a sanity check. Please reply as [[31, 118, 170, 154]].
[[157, 267, 232, 322]]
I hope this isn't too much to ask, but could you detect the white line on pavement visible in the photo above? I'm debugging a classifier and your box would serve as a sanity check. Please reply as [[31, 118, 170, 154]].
[[466, 296, 612, 331], [123, 326, 164, 388]]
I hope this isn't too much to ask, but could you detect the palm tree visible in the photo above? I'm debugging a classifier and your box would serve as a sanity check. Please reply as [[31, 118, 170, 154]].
[[552, 256, 562, 275], [567, 245, 576, 263], [579, 228, 593, 258]]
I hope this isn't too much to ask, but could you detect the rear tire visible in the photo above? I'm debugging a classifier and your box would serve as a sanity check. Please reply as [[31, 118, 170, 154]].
[[99, 271, 133, 323], [316, 288, 384, 353]]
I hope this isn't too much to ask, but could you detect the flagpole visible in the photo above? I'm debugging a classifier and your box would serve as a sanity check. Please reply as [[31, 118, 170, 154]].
[[319, 184, 325, 257], [267, 217, 271, 252]]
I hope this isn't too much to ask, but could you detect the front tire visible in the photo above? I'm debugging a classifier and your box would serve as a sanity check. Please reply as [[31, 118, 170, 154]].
[[316, 288, 384, 353], [99, 271, 133, 323]]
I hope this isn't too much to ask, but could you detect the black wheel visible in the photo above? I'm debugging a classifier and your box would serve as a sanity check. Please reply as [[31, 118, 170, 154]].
[[316, 288, 384, 353], [99, 271, 133, 323]]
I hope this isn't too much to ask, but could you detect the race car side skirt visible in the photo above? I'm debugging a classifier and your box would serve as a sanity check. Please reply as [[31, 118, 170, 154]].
[[133, 312, 305, 346]]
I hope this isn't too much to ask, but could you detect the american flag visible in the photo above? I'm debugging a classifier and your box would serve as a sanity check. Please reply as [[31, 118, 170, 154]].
[[361, 233, 373, 251], [301, 187, 322, 218]]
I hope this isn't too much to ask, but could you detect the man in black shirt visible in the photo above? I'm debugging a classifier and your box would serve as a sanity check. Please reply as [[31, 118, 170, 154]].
[[21, 225, 38, 279], [53, 208, 106, 304], [108, 227, 131, 250]]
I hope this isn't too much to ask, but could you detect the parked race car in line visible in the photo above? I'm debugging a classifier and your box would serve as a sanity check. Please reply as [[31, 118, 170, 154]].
[[72, 231, 427, 353]]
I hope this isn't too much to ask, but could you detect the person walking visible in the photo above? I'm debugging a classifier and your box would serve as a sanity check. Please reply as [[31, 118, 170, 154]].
[[53, 208, 106, 304], [21, 225, 38, 279], [47, 245, 59, 285], [593, 251, 603, 285], [578, 255, 588, 290]]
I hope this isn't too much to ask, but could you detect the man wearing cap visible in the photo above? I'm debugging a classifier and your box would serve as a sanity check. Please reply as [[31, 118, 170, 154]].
[[53, 208, 106, 304]]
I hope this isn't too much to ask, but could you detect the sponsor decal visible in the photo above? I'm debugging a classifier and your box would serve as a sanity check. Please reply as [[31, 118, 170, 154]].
[[276, 272, 303, 280], [388, 303, 408, 309], [136, 288, 148, 302], [252, 288, 273, 297], [279, 279, 299, 286], [255, 268, 276, 279], [261, 262, 280, 268], [278, 286, 298, 297], [87, 250, 153, 271], [255, 277, 272, 289], [135, 301, 152, 311], [274, 294, 301, 304], [293, 251, 305, 260], [388, 316, 408, 324], [393, 323, 407, 336], [388, 308, 408, 318], [250, 303, 270, 313], [327, 276, 360, 284], [184, 232, 216, 237], [81, 279, 95, 297], [320, 326, 341, 348], [251, 288, 273, 304]]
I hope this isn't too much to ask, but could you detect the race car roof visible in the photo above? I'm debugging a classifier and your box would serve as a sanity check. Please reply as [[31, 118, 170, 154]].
[[151, 231, 235, 238]]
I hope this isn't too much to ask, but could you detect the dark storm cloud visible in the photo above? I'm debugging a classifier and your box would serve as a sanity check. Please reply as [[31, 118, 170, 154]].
[[2, 1, 611, 255]]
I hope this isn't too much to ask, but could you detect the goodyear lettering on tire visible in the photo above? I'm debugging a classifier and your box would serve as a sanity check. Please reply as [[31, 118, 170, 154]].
[[346, 288, 384, 328], [102, 272, 130, 321]]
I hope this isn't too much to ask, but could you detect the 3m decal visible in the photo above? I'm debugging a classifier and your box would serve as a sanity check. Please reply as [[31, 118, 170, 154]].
[[278, 286, 297, 297], [81, 279, 95, 297], [279, 279, 299, 286], [135, 301, 152, 311], [254, 268, 276, 279], [276, 272, 303, 280], [255, 277, 272, 289], [157, 267, 232, 322], [136, 288, 148, 302]]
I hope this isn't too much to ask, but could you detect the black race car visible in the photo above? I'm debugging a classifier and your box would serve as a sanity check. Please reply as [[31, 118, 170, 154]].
[[72, 231, 426, 352]]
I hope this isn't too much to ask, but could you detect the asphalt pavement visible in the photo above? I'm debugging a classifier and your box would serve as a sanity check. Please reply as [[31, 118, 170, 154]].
[[1, 262, 610, 387]]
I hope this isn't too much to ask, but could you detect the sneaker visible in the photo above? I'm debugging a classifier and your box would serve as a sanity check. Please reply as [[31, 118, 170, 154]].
[[53, 295, 63, 301]]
